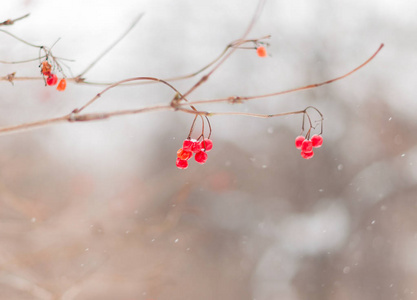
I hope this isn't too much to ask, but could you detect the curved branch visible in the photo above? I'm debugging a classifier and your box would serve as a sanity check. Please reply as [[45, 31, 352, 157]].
[[177, 43, 385, 107]]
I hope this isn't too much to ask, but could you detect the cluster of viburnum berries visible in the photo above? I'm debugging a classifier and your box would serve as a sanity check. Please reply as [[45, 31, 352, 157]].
[[295, 134, 323, 159], [40, 61, 67, 91], [176, 139, 213, 169]]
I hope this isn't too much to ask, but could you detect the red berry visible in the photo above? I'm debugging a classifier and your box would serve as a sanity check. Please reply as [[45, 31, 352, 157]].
[[301, 140, 313, 153], [176, 158, 188, 169], [311, 134, 323, 148], [301, 150, 314, 159], [56, 78, 67, 91], [200, 139, 213, 152], [256, 46, 267, 57], [177, 148, 192, 160], [46, 74, 58, 86], [295, 136, 305, 149], [191, 140, 202, 153], [183, 139, 193, 151], [195, 151, 208, 164]]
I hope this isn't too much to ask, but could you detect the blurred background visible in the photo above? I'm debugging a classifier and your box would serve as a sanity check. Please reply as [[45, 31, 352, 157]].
[[0, 0, 416, 299]]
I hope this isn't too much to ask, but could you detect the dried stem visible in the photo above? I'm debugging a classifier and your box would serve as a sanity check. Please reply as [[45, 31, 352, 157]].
[[0, 57, 42, 64], [175, 43, 384, 107], [205, 116, 212, 139], [0, 29, 42, 48], [76, 13, 145, 79], [0, 115, 70, 135], [74, 77, 188, 113], [187, 115, 199, 139], [0, 13, 30, 26]]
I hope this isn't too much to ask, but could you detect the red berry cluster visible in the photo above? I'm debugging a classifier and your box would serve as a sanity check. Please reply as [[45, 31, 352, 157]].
[[40, 61, 67, 91], [295, 134, 323, 159], [176, 139, 213, 169]]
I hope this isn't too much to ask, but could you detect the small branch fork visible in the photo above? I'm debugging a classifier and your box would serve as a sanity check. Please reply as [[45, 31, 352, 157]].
[[0, 7, 384, 138]]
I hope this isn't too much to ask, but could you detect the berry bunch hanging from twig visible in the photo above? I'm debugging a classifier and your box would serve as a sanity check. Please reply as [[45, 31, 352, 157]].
[[0, 9, 384, 169]]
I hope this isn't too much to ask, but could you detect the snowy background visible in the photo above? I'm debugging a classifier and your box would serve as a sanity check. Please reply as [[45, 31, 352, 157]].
[[1, 0, 417, 299]]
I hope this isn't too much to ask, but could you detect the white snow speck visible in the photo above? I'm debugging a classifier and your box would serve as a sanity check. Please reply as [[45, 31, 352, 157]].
[[343, 266, 350, 274], [337, 164, 343, 171], [31, 217, 36, 223], [371, 220, 376, 225], [174, 238, 179, 243]]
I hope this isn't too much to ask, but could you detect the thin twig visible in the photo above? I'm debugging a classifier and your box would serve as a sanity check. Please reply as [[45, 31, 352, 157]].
[[0, 13, 30, 26], [76, 13, 145, 79], [0, 115, 70, 135], [0, 57, 41, 64], [0, 29, 42, 48], [176, 107, 306, 118], [74, 76, 188, 113], [68, 35, 271, 86], [175, 43, 385, 107], [0, 56, 75, 64]]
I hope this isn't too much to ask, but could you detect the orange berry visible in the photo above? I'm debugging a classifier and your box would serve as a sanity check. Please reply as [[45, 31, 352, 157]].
[[256, 46, 267, 57], [41, 61, 52, 76], [177, 148, 192, 160], [56, 78, 67, 91]]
